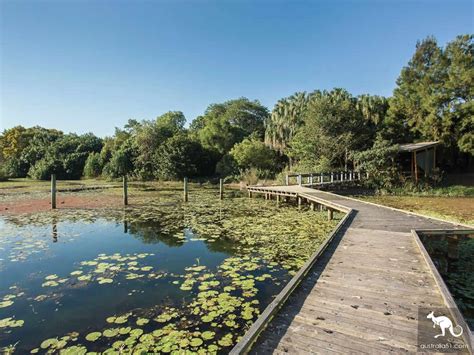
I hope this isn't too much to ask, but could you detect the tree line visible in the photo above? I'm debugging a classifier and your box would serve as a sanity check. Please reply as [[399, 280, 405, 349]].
[[1, 34, 472, 186]]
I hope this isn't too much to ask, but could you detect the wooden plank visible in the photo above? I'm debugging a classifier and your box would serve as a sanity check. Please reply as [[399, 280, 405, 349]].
[[229, 209, 354, 355], [238, 183, 468, 354]]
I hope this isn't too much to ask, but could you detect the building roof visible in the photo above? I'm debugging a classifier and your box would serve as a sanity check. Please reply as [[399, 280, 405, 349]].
[[398, 141, 440, 153]]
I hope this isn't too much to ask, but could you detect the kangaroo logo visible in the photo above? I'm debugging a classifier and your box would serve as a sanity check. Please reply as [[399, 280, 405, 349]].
[[427, 311, 463, 338]]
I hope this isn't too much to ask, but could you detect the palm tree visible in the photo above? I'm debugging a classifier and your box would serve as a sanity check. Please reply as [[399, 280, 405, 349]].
[[265, 92, 309, 155]]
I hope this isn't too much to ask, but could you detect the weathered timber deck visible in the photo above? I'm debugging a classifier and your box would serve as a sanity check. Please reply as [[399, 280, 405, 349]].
[[236, 185, 472, 354]]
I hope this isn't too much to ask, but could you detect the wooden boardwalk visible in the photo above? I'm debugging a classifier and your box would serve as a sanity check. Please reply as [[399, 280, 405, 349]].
[[233, 185, 471, 354]]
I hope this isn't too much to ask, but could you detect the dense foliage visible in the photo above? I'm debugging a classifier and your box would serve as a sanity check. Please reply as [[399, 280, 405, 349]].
[[0, 34, 472, 182]]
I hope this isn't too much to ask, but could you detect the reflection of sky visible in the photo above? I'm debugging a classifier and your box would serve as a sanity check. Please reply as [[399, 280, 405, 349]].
[[0, 217, 285, 352]]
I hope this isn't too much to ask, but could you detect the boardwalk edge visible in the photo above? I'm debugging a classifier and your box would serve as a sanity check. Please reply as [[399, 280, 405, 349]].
[[230, 208, 354, 354], [412, 229, 474, 354]]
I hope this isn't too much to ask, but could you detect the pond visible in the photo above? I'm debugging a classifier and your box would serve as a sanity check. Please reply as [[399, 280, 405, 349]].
[[0, 185, 339, 354], [419, 232, 474, 331]]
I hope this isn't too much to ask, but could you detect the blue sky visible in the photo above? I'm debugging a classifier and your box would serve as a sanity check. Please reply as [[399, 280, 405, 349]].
[[1, 0, 472, 137]]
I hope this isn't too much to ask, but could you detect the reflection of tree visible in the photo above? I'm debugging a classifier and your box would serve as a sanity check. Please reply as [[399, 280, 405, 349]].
[[422, 234, 474, 329], [203, 235, 239, 255], [126, 220, 184, 247]]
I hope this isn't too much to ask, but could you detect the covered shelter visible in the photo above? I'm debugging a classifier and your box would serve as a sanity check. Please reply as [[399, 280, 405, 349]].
[[398, 141, 440, 182]]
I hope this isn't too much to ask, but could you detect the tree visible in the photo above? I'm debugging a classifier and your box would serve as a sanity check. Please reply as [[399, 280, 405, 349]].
[[230, 137, 280, 174], [353, 138, 400, 188], [388, 34, 474, 168], [288, 89, 374, 171], [0, 126, 62, 177], [153, 134, 213, 180], [102, 140, 135, 179], [265, 92, 308, 156], [27, 133, 102, 180], [155, 111, 186, 136], [191, 98, 268, 156], [445, 35, 474, 156], [83, 152, 103, 178], [132, 112, 187, 179]]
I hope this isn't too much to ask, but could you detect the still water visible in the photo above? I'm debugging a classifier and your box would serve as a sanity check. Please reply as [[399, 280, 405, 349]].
[[0, 189, 337, 354], [420, 232, 474, 330]]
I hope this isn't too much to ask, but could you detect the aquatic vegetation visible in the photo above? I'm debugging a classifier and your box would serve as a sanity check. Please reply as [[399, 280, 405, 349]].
[[0, 184, 340, 353], [0, 317, 24, 329], [85, 332, 102, 341]]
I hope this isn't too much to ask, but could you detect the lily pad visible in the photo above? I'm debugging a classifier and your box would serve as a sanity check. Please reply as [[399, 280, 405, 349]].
[[190, 338, 203, 347], [103, 328, 119, 337], [85, 332, 101, 341], [136, 317, 149, 326]]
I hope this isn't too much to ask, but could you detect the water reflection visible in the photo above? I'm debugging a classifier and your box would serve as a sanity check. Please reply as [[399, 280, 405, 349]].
[[420, 232, 474, 330]]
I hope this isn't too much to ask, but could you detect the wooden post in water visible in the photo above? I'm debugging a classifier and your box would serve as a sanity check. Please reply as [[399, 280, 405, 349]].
[[328, 208, 333, 221], [183, 177, 188, 202], [285, 174, 289, 186], [276, 195, 280, 204], [219, 179, 224, 200], [248, 190, 252, 198], [297, 194, 302, 209], [330, 172, 334, 183], [123, 176, 128, 206], [310, 202, 315, 211], [51, 174, 56, 209]]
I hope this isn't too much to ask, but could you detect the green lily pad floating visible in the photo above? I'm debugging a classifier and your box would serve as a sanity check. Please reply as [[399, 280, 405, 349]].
[[139, 333, 154, 343], [44, 274, 58, 280], [103, 328, 119, 337], [70, 270, 83, 276], [42, 280, 59, 287], [40, 338, 58, 349], [114, 316, 128, 324], [77, 275, 92, 282], [201, 331, 215, 340], [59, 345, 87, 355], [85, 332, 101, 341], [190, 338, 203, 347], [124, 336, 136, 346], [136, 317, 149, 326], [129, 328, 144, 338], [98, 277, 113, 284], [0, 300, 13, 308], [119, 326, 131, 335], [218, 333, 233, 347], [0, 317, 24, 329]]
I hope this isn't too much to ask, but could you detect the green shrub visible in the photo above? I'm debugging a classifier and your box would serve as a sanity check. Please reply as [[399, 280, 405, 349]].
[[215, 154, 239, 177], [83, 152, 103, 178], [28, 157, 63, 180], [230, 137, 280, 173], [0, 166, 9, 181]]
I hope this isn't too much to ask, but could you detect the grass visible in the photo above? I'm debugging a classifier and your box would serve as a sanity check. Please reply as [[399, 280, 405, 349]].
[[384, 185, 474, 198]]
